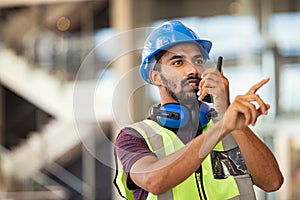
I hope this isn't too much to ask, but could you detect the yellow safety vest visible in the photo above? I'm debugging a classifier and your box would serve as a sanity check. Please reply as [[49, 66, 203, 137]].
[[114, 119, 255, 200]]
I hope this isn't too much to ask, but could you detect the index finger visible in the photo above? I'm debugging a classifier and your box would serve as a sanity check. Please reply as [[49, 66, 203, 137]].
[[246, 77, 270, 95]]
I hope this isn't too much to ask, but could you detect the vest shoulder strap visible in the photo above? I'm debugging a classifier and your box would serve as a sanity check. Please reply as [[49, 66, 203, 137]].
[[129, 120, 175, 200], [130, 120, 166, 159]]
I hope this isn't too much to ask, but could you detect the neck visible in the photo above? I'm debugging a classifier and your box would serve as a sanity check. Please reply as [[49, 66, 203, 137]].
[[158, 86, 200, 109], [160, 97, 200, 110]]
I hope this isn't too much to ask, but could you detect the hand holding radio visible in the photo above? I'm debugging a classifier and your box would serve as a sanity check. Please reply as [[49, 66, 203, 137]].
[[198, 56, 229, 117]]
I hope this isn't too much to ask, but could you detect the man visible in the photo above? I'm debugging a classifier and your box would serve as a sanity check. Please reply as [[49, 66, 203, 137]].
[[114, 20, 283, 200]]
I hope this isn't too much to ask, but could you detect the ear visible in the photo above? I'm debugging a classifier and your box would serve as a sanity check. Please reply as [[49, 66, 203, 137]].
[[149, 70, 162, 86]]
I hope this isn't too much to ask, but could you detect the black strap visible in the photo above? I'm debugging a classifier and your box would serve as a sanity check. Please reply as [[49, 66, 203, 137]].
[[113, 148, 127, 199]]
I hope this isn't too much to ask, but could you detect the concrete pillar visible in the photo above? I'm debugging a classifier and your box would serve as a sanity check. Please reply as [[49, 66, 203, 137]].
[[110, 1, 135, 199], [110, 0, 135, 126], [257, 1, 283, 199], [259, 0, 279, 119], [111, 0, 133, 31]]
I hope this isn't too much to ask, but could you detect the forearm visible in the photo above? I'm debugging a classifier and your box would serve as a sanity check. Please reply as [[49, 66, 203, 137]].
[[131, 119, 227, 194], [132, 137, 206, 194], [232, 127, 283, 191]]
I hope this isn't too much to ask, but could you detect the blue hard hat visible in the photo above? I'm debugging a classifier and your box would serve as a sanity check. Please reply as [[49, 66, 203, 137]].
[[140, 20, 212, 84]]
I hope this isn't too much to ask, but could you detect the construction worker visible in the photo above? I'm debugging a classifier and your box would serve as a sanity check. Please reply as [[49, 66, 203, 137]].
[[114, 20, 283, 200]]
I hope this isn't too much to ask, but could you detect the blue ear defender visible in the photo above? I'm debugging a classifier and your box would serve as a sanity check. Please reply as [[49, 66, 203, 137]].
[[151, 103, 216, 129], [153, 104, 189, 129], [199, 102, 212, 127]]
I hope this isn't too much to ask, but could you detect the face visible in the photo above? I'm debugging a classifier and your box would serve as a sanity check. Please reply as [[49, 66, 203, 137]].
[[156, 42, 205, 104]]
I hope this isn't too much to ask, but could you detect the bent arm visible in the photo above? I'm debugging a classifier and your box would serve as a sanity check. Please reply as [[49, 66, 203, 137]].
[[201, 73, 283, 191], [232, 127, 284, 192], [130, 120, 226, 195]]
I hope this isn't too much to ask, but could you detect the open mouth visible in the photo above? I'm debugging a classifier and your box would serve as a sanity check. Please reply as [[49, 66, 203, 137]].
[[187, 78, 200, 90]]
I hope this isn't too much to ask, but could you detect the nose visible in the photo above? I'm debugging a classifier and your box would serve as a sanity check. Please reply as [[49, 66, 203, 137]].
[[185, 61, 200, 77]]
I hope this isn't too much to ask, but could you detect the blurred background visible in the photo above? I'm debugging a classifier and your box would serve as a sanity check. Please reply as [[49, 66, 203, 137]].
[[0, 0, 300, 199]]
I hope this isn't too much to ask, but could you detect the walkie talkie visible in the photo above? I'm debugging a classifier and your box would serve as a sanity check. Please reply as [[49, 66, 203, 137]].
[[202, 56, 223, 103]]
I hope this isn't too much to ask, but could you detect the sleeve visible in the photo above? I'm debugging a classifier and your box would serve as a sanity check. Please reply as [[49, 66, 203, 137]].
[[115, 127, 156, 190]]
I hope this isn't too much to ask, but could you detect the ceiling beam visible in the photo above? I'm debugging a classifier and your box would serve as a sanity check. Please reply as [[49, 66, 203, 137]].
[[0, 0, 94, 8]]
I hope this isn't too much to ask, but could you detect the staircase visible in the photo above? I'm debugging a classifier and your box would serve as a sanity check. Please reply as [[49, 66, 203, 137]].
[[0, 48, 108, 199], [0, 48, 74, 120]]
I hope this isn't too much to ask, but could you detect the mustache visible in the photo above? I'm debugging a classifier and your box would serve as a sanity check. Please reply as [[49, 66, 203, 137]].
[[181, 76, 201, 86]]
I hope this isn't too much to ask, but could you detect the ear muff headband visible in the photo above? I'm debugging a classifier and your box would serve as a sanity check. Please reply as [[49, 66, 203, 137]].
[[152, 103, 214, 129]]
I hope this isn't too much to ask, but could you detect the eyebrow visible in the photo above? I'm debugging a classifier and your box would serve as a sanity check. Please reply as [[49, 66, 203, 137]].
[[193, 54, 203, 59], [168, 54, 203, 61], [169, 55, 185, 61]]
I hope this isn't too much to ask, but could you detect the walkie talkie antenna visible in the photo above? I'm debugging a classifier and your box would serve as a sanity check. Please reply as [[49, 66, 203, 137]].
[[217, 56, 223, 72]]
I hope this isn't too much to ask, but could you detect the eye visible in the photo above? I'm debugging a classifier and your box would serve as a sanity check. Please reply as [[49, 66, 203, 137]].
[[194, 58, 204, 66], [172, 60, 183, 66]]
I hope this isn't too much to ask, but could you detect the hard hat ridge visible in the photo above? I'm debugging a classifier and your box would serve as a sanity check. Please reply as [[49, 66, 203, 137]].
[[140, 20, 212, 84]]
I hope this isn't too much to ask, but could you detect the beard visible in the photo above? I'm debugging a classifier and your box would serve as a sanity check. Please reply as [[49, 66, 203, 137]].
[[160, 74, 200, 106]]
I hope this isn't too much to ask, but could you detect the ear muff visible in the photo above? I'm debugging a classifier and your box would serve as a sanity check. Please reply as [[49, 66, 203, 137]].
[[152, 104, 189, 129], [152, 103, 215, 129], [199, 102, 211, 127]]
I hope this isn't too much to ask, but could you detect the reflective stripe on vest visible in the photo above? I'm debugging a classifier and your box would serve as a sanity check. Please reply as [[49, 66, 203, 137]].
[[115, 119, 255, 200]]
